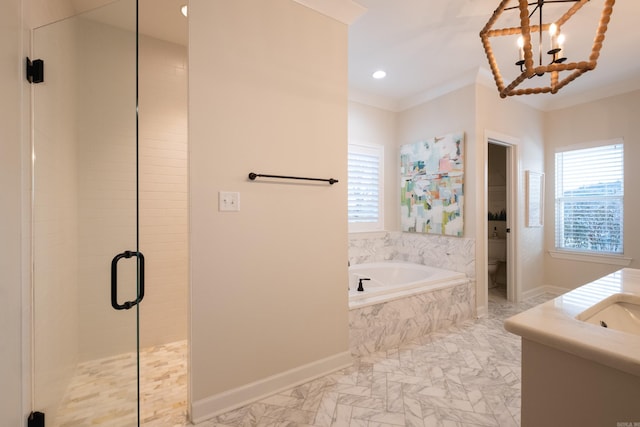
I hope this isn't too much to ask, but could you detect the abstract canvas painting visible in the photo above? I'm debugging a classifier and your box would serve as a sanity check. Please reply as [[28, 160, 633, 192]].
[[400, 132, 464, 236]]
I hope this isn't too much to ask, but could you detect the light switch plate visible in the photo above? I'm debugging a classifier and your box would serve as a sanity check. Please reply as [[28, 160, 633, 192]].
[[219, 191, 240, 211]]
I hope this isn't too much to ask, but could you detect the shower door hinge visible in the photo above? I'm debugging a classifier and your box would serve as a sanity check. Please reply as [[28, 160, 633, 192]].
[[28, 411, 45, 427], [26, 57, 44, 84]]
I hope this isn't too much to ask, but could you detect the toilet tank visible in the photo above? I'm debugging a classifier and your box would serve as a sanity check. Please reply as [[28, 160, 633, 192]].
[[488, 238, 506, 261]]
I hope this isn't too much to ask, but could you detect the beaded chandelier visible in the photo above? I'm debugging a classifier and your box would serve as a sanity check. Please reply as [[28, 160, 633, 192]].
[[480, 0, 615, 98]]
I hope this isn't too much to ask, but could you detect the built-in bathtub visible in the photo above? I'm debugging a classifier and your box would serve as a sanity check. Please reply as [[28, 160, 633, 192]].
[[348, 261, 473, 355], [349, 262, 467, 309]]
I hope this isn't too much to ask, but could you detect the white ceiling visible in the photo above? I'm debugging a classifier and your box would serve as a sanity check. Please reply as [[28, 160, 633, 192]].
[[348, 0, 640, 112], [96, 0, 640, 113]]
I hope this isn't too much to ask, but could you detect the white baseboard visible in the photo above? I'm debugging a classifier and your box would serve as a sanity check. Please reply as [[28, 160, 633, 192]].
[[477, 284, 567, 316], [190, 351, 353, 424], [476, 305, 488, 318], [521, 284, 567, 300]]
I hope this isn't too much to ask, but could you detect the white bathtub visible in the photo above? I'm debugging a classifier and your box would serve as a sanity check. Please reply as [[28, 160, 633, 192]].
[[348, 262, 467, 309]]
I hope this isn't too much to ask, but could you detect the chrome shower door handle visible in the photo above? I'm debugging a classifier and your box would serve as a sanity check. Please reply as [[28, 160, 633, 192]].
[[110, 250, 145, 310]]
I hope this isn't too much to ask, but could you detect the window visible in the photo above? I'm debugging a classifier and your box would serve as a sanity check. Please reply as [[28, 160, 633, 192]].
[[555, 141, 623, 254], [348, 143, 384, 232]]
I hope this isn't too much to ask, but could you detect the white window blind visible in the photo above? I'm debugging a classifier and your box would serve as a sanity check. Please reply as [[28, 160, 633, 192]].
[[555, 141, 623, 254], [348, 143, 383, 232]]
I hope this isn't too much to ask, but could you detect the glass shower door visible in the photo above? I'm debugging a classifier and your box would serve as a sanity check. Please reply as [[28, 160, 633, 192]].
[[32, 0, 142, 425]]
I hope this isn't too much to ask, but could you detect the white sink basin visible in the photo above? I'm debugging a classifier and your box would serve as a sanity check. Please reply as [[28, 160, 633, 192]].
[[576, 293, 640, 336]]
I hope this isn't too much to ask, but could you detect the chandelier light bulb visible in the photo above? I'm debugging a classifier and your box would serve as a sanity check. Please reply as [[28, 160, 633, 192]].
[[557, 34, 565, 46], [372, 70, 387, 79], [557, 33, 566, 59], [549, 23, 559, 50], [517, 36, 525, 62]]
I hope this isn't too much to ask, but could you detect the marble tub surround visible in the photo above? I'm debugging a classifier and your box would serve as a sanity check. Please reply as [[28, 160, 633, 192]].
[[504, 268, 640, 377], [348, 231, 475, 279], [348, 232, 476, 356], [349, 279, 474, 356]]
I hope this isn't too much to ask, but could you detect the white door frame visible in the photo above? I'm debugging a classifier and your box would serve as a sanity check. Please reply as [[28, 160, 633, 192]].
[[484, 130, 521, 306]]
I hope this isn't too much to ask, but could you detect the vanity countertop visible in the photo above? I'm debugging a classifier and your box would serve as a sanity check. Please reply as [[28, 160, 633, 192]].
[[504, 268, 640, 377]]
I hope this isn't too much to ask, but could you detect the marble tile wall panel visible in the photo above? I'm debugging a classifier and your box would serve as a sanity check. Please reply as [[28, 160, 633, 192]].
[[390, 232, 476, 279], [349, 232, 476, 279], [349, 281, 474, 356], [347, 232, 395, 265]]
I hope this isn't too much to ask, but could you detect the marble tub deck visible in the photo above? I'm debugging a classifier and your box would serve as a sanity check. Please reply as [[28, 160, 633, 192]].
[[349, 279, 474, 356]]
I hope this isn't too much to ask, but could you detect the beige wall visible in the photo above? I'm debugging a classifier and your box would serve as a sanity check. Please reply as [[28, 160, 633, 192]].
[[355, 82, 640, 302], [189, 0, 350, 418], [0, 0, 28, 425], [476, 84, 545, 302], [28, 0, 114, 28], [397, 85, 478, 237], [488, 143, 507, 187], [396, 86, 483, 301], [348, 85, 546, 312], [28, 0, 74, 28], [543, 90, 640, 289], [348, 101, 398, 231]]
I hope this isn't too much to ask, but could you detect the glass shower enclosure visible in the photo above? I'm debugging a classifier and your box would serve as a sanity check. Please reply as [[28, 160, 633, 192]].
[[32, 1, 142, 425]]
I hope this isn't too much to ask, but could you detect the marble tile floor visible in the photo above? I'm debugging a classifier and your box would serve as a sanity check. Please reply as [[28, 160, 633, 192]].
[[53, 340, 188, 427], [52, 289, 554, 427], [197, 290, 555, 427]]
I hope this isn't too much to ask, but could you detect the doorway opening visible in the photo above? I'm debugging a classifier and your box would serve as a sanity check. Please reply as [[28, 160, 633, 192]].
[[486, 136, 519, 306]]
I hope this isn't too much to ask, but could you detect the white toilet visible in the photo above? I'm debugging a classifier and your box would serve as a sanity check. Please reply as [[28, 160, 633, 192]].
[[488, 238, 506, 288]]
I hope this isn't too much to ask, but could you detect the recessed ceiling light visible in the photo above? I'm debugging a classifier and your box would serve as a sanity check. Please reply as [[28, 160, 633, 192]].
[[372, 70, 387, 79], [180, 5, 188, 17]]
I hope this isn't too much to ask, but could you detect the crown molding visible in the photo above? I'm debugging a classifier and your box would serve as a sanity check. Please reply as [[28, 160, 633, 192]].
[[398, 68, 484, 112], [292, 0, 366, 25], [348, 88, 402, 112]]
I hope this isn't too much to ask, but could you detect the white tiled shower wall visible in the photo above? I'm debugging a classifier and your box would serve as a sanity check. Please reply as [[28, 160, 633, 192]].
[[137, 35, 189, 349], [74, 23, 188, 362]]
